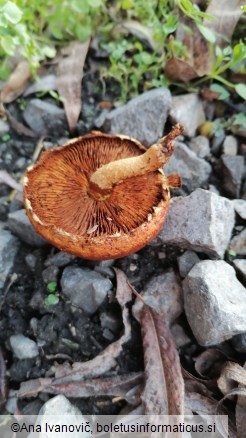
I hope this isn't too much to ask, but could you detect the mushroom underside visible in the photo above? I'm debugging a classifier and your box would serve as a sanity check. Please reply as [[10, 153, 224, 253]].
[[24, 136, 167, 238]]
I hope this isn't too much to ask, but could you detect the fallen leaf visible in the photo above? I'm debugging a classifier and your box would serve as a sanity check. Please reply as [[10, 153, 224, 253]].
[[236, 363, 246, 438], [0, 346, 8, 411], [114, 20, 157, 51], [57, 40, 90, 133], [204, 0, 245, 44], [194, 348, 229, 378], [0, 170, 23, 193], [6, 110, 36, 138], [0, 61, 31, 103], [141, 306, 184, 415], [18, 372, 143, 404], [218, 361, 246, 395], [52, 268, 132, 382]]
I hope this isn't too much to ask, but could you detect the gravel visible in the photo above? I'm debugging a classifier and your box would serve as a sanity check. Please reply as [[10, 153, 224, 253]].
[[8, 209, 48, 247], [169, 93, 205, 138], [9, 334, 39, 359], [0, 227, 19, 288]]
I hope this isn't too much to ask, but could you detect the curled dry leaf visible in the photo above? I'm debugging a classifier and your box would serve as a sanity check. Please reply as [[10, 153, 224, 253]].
[[17, 372, 143, 405], [0, 170, 23, 193], [194, 348, 229, 378], [0, 61, 31, 103], [115, 20, 157, 51], [52, 268, 132, 382], [204, 0, 245, 45], [141, 306, 184, 416], [218, 361, 246, 396], [57, 39, 90, 133], [6, 109, 36, 138], [235, 363, 246, 438]]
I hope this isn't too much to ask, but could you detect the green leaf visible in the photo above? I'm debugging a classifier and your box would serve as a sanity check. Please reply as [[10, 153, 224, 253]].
[[88, 0, 102, 8], [197, 24, 216, 43], [1, 133, 11, 142], [42, 45, 56, 58], [44, 294, 59, 306], [235, 83, 246, 100], [121, 0, 134, 10], [1, 34, 16, 55], [2, 1, 22, 24], [47, 281, 57, 293], [210, 83, 230, 100]]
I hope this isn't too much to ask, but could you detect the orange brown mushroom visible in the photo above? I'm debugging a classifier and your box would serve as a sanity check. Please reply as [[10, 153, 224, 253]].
[[23, 124, 183, 260]]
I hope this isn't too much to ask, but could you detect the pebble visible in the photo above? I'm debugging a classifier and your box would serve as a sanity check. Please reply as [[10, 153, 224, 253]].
[[0, 119, 9, 135], [42, 265, 59, 284], [232, 259, 246, 280], [8, 209, 48, 247], [0, 228, 19, 288], [94, 259, 115, 278], [25, 253, 37, 270], [229, 229, 246, 256], [183, 260, 246, 346], [177, 250, 200, 278], [222, 135, 238, 156], [132, 268, 183, 324], [169, 93, 205, 138], [30, 395, 91, 438], [220, 155, 244, 198], [23, 98, 67, 136], [155, 189, 235, 258], [103, 87, 172, 146], [231, 199, 246, 220], [164, 142, 211, 193], [44, 251, 76, 267], [171, 323, 191, 349], [9, 334, 39, 359], [61, 266, 112, 314], [188, 135, 210, 158]]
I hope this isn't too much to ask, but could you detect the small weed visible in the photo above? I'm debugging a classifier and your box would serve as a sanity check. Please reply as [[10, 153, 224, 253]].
[[16, 97, 27, 111], [44, 281, 59, 306], [1, 133, 11, 142]]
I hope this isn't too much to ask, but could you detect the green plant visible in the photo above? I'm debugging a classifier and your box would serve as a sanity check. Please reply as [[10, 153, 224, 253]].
[[44, 281, 59, 306]]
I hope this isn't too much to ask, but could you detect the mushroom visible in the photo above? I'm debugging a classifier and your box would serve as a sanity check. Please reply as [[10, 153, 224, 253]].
[[23, 125, 183, 260]]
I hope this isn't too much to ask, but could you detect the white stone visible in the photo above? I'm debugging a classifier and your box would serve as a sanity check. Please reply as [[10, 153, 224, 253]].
[[183, 260, 246, 346], [9, 334, 39, 359]]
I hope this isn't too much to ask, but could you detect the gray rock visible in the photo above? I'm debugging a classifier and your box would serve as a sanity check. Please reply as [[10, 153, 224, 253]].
[[0, 119, 9, 135], [23, 98, 67, 136], [229, 229, 246, 256], [25, 253, 37, 270], [222, 135, 238, 156], [100, 311, 121, 334], [164, 142, 211, 193], [232, 259, 246, 280], [8, 209, 47, 247], [156, 189, 235, 258], [169, 93, 205, 138], [171, 323, 191, 349], [9, 334, 39, 359], [29, 395, 90, 438], [183, 260, 246, 346], [94, 259, 115, 278], [232, 199, 246, 220], [61, 266, 112, 314], [103, 88, 172, 146], [220, 155, 244, 198], [133, 268, 183, 324], [44, 251, 76, 267], [231, 333, 246, 353], [188, 135, 210, 158], [0, 229, 19, 288], [177, 250, 200, 278], [42, 265, 59, 284]]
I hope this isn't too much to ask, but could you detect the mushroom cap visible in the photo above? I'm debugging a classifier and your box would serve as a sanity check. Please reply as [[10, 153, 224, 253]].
[[23, 132, 170, 260]]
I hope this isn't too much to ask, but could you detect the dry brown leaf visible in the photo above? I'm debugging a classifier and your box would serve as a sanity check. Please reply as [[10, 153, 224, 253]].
[[6, 110, 36, 138], [57, 40, 90, 133], [0, 346, 7, 411], [52, 268, 132, 382], [0, 170, 23, 193], [194, 349, 228, 378], [236, 361, 246, 438], [204, 0, 245, 44], [141, 306, 184, 415], [17, 372, 143, 405], [165, 57, 198, 82], [218, 361, 246, 395], [0, 61, 31, 103]]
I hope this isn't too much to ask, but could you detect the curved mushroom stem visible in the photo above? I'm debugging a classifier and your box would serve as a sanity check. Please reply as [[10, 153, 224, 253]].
[[88, 124, 183, 200]]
